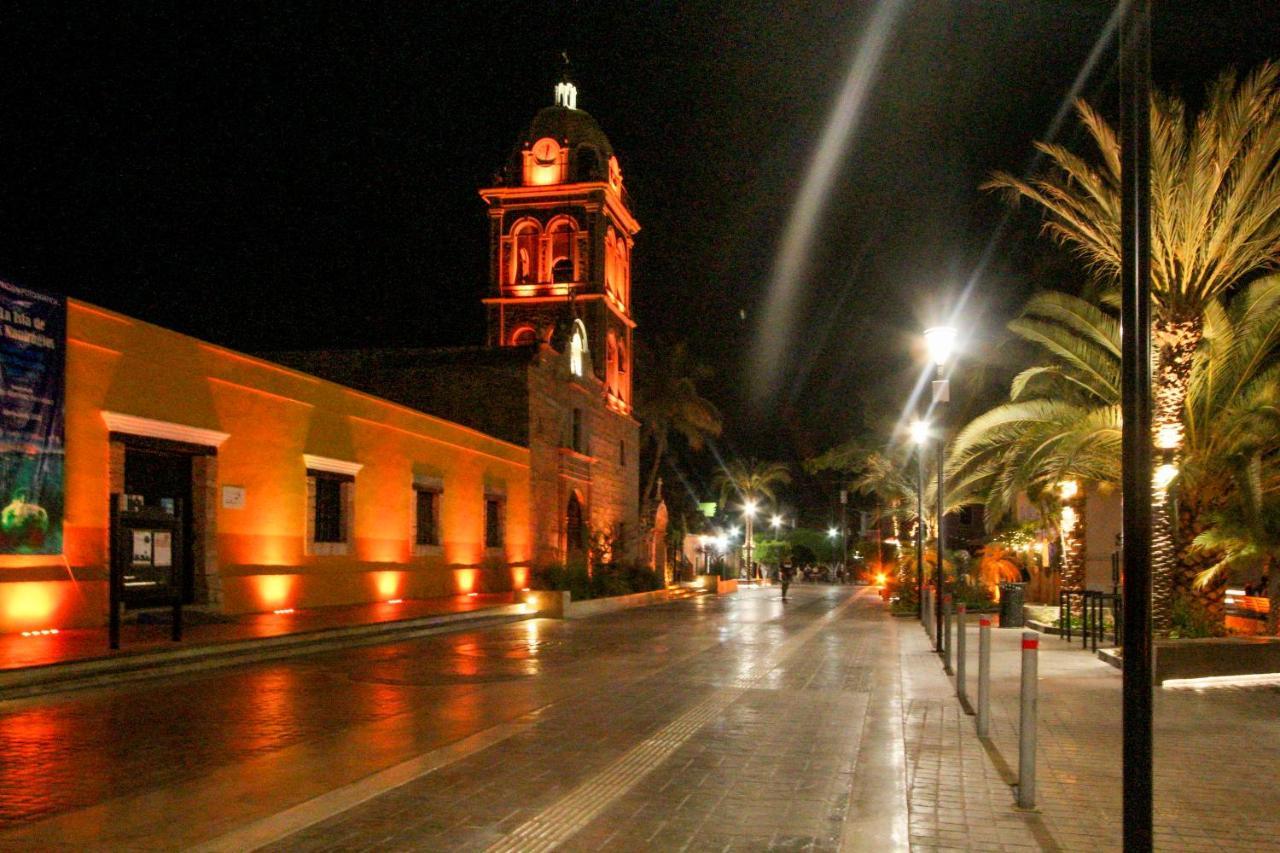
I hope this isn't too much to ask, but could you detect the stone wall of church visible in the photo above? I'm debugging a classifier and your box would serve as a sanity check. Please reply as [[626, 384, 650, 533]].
[[525, 346, 640, 566]]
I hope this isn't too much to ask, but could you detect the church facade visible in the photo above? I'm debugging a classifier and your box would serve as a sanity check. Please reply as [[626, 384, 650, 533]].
[[275, 79, 641, 567]]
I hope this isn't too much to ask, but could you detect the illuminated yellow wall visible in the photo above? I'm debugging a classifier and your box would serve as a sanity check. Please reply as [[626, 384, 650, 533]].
[[0, 300, 531, 632]]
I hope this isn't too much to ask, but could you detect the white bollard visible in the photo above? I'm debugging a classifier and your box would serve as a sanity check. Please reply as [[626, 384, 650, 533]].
[[1017, 630, 1039, 809], [943, 595, 954, 674], [956, 602, 967, 705], [977, 616, 991, 737]]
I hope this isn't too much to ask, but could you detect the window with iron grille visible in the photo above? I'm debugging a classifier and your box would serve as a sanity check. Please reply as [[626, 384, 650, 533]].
[[313, 475, 346, 543], [485, 497, 504, 548], [415, 488, 440, 546]]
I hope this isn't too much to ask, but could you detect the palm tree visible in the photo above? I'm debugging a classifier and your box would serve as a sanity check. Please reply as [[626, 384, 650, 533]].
[[984, 63, 1280, 634], [712, 458, 792, 508], [947, 292, 1122, 591], [634, 341, 723, 514], [808, 442, 924, 586], [952, 280, 1280, 619], [1190, 455, 1280, 635], [1180, 276, 1280, 612]]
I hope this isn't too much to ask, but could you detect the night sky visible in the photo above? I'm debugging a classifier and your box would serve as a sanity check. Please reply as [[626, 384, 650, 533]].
[[0, 1, 1277, 519]]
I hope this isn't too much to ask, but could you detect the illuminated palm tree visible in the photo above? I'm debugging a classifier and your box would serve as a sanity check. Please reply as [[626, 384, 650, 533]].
[[947, 292, 1120, 592], [985, 63, 1280, 634]]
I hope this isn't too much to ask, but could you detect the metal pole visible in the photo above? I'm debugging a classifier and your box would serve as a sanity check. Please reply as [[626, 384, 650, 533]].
[[977, 616, 991, 737], [917, 447, 925, 616], [1120, 1, 1154, 849], [935, 367, 946, 652], [957, 602, 968, 706], [943, 594, 953, 674], [1018, 630, 1039, 809]]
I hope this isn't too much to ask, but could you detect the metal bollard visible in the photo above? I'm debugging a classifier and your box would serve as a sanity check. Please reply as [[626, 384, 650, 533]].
[[1017, 630, 1039, 809], [926, 584, 936, 637], [956, 603, 967, 706], [943, 595, 953, 674], [977, 617, 991, 737]]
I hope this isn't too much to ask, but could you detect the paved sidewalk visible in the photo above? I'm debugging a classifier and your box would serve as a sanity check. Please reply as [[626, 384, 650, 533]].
[[900, 609, 1280, 851], [0, 592, 516, 671]]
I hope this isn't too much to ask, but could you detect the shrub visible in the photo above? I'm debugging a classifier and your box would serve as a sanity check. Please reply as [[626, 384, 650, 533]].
[[1171, 593, 1227, 639]]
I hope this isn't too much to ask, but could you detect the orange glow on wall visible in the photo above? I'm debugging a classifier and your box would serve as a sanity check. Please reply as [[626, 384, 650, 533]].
[[3, 582, 57, 628], [455, 568, 480, 594], [256, 574, 295, 609], [375, 570, 401, 599], [510, 565, 529, 590]]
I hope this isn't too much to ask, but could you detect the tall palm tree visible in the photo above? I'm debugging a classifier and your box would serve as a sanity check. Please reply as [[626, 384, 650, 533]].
[[634, 341, 723, 514], [985, 63, 1280, 634]]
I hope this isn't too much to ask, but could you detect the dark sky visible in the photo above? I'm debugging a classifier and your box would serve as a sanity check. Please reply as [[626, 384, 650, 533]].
[[0, 1, 1277, 518]]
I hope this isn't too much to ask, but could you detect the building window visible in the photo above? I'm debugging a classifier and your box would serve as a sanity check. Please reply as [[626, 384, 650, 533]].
[[485, 497, 504, 549], [572, 408, 584, 454], [415, 488, 440, 546], [314, 476, 345, 542], [569, 326, 584, 376]]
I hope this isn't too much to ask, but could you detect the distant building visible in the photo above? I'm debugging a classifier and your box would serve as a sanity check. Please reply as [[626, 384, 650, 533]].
[[274, 76, 641, 566]]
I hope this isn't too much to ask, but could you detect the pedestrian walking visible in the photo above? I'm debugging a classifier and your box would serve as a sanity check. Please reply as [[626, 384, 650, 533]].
[[780, 561, 794, 601]]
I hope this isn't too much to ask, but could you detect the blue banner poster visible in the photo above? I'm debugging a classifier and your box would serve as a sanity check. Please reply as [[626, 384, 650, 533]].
[[0, 280, 65, 554]]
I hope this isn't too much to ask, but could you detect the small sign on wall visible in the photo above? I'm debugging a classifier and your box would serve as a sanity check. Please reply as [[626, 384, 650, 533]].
[[221, 486, 246, 509]]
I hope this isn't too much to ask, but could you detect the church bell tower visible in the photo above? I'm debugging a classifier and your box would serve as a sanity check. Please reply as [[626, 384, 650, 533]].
[[479, 76, 638, 414]]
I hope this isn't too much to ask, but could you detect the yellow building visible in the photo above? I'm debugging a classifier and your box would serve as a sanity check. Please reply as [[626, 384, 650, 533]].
[[0, 299, 531, 634]]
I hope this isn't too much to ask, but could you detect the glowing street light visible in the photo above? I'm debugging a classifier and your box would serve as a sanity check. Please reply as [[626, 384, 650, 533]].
[[910, 418, 929, 446], [923, 325, 958, 366]]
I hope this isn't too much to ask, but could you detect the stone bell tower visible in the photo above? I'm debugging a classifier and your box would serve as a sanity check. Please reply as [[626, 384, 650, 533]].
[[478, 74, 638, 415]]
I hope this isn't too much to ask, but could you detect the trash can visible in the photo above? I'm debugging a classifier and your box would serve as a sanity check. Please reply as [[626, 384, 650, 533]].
[[999, 582, 1027, 628]]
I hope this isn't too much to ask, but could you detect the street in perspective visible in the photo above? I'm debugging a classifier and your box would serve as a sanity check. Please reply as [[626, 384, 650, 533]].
[[2, 2, 1280, 851]]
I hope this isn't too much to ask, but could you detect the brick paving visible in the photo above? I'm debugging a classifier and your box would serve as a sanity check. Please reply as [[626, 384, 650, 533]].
[[2, 583, 1278, 851], [900, 610, 1280, 852]]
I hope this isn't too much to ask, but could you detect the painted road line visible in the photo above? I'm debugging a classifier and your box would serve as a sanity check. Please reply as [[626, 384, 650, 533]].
[[486, 588, 865, 853]]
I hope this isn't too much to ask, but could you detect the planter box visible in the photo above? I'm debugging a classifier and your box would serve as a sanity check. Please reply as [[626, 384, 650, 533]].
[[716, 578, 738, 595], [1154, 636, 1280, 684], [522, 590, 570, 619], [523, 588, 692, 620], [565, 588, 679, 620]]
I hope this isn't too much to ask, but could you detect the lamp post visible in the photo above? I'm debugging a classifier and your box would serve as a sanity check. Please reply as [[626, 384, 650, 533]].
[[1120, 1, 1154, 847], [742, 499, 758, 581], [910, 418, 929, 617], [827, 527, 839, 580], [925, 325, 957, 654]]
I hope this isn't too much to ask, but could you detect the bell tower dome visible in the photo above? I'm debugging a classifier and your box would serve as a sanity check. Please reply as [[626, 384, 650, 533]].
[[479, 75, 638, 414]]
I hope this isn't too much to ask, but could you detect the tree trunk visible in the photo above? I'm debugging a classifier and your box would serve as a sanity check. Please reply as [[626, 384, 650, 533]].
[[1061, 491, 1087, 590], [1151, 317, 1202, 638], [1175, 490, 1227, 625]]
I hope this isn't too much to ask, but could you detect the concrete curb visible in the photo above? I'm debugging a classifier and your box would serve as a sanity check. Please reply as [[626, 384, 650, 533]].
[[0, 605, 529, 700]]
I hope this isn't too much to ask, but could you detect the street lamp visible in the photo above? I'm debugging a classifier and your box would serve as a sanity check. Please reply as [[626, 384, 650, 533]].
[[924, 324, 957, 654], [910, 418, 929, 618]]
